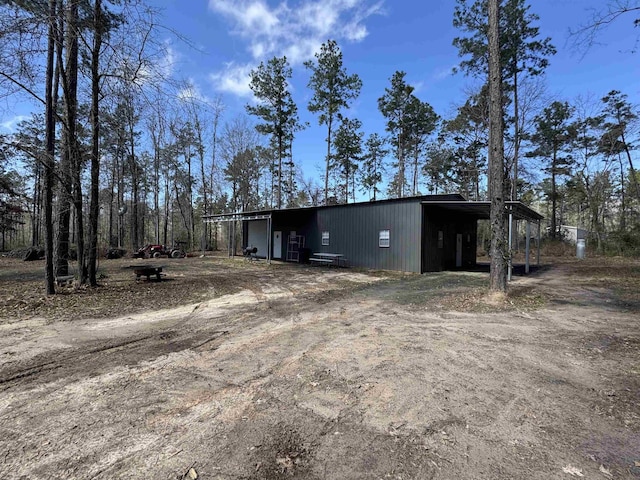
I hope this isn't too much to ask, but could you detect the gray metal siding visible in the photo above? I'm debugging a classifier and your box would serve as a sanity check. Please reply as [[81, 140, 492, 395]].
[[315, 201, 422, 272]]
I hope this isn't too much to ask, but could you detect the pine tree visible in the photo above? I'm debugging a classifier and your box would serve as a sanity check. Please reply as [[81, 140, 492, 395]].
[[443, 85, 490, 200], [377, 71, 415, 198], [528, 101, 576, 239], [332, 117, 363, 203], [405, 96, 439, 195], [305, 40, 362, 204], [247, 56, 300, 209], [600, 90, 640, 204], [361, 133, 388, 201], [453, 0, 555, 200]]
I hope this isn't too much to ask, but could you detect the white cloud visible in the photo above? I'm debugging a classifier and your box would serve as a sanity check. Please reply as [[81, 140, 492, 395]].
[[343, 23, 368, 42], [211, 0, 280, 35], [432, 64, 456, 81], [210, 62, 254, 97], [0, 115, 29, 132], [208, 0, 384, 96], [282, 37, 323, 66], [411, 81, 425, 93]]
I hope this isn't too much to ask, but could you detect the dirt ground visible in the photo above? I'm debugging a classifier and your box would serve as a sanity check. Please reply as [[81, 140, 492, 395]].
[[0, 254, 638, 479]]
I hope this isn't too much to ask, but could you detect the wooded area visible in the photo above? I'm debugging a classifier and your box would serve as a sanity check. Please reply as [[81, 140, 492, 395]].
[[0, 0, 639, 294]]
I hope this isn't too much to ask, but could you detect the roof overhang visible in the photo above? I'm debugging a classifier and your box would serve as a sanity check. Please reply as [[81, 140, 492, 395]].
[[203, 212, 272, 223], [421, 201, 543, 222]]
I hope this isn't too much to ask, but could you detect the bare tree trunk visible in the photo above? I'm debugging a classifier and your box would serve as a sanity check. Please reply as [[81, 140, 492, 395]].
[[510, 69, 520, 251], [209, 98, 223, 249], [352, 166, 356, 204], [196, 116, 208, 250], [398, 132, 405, 198], [187, 148, 194, 248], [140, 179, 147, 245], [117, 151, 125, 248], [163, 176, 170, 246], [277, 134, 283, 209], [488, 0, 507, 293], [325, 115, 332, 205], [108, 153, 116, 245], [148, 114, 163, 244], [31, 161, 42, 246], [154, 141, 160, 243], [174, 182, 190, 241], [44, 0, 57, 295], [64, 0, 86, 283], [619, 153, 626, 231], [511, 69, 520, 202], [289, 143, 295, 207], [412, 143, 419, 196], [87, 0, 103, 286], [620, 129, 640, 203], [128, 109, 139, 250], [55, 3, 71, 278], [131, 160, 139, 249], [550, 144, 557, 239]]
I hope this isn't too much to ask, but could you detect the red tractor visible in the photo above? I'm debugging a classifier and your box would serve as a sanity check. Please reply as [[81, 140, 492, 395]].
[[133, 243, 186, 259]]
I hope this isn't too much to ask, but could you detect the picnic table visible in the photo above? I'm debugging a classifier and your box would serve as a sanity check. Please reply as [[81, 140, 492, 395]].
[[309, 252, 347, 267], [126, 264, 165, 281]]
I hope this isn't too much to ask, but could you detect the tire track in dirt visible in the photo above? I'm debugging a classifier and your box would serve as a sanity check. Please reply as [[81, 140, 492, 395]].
[[0, 271, 378, 392], [4, 261, 638, 479]]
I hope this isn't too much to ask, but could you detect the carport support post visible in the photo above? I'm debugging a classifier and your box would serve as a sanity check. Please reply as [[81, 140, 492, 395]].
[[525, 221, 531, 274], [537, 220, 541, 266], [267, 216, 272, 265], [507, 210, 513, 281], [230, 220, 236, 258]]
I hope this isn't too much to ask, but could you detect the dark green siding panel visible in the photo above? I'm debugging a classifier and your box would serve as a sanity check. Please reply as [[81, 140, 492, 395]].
[[315, 200, 422, 272]]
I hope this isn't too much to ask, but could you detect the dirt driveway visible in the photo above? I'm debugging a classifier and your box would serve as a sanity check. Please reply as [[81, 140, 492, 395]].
[[0, 256, 638, 479]]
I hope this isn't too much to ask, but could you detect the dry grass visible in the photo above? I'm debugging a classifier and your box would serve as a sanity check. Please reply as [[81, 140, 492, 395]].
[[2, 254, 638, 323]]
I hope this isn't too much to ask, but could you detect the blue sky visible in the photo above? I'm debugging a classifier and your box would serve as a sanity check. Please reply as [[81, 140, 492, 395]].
[[2, 0, 639, 190], [158, 0, 640, 182]]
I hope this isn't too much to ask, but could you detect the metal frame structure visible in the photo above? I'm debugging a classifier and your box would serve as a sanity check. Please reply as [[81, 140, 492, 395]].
[[203, 212, 273, 264], [421, 200, 543, 279], [204, 197, 543, 277]]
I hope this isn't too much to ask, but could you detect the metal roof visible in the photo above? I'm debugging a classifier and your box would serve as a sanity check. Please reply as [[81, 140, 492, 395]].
[[202, 195, 543, 223], [203, 212, 272, 223], [202, 194, 467, 222], [421, 200, 543, 222]]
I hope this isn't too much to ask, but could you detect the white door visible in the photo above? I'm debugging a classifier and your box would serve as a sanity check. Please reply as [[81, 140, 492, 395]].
[[273, 231, 282, 259], [456, 233, 463, 268]]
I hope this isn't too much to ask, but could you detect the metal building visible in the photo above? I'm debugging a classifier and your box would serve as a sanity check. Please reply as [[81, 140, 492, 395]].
[[203, 194, 543, 274]]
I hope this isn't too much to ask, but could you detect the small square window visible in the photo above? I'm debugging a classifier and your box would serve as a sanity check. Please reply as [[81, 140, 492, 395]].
[[321, 231, 330, 246], [379, 229, 390, 248]]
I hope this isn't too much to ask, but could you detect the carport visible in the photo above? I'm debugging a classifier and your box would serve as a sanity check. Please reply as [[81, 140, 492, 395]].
[[203, 195, 543, 275], [203, 212, 274, 263], [421, 200, 544, 279]]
